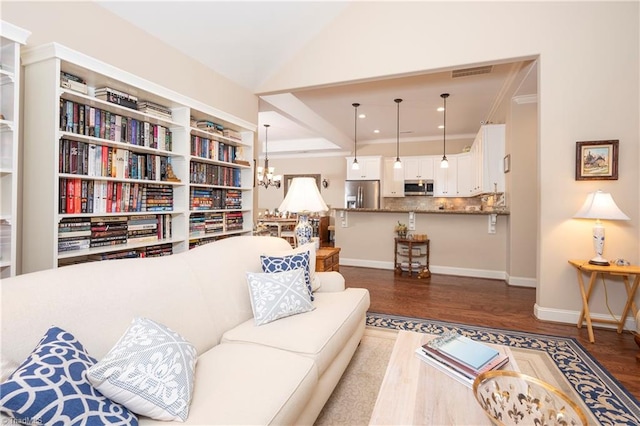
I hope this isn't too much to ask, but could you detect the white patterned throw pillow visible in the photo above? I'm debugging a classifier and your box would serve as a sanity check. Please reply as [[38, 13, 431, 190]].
[[87, 317, 197, 421], [247, 268, 315, 326]]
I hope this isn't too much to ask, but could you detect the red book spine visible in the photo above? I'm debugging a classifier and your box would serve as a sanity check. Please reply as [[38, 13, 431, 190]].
[[66, 178, 75, 214], [74, 179, 81, 214]]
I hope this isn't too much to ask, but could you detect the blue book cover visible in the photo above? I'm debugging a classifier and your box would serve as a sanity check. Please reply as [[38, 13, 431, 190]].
[[427, 332, 499, 371]]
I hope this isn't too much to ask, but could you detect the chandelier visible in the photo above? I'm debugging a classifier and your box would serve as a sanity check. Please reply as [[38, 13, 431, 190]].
[[256, 124, 281, 188]]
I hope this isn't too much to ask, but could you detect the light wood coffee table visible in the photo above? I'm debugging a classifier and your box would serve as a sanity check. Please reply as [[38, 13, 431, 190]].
[[369, 330, 519, 425]]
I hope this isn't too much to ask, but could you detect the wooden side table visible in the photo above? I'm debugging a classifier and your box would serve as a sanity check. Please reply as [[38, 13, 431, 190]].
[[394, 238, 430, 279], [316, 247, 340, 272], [568, 259, 640, 343]]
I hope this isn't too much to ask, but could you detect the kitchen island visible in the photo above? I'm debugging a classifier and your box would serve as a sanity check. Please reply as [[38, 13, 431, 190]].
[[334, 208, 509, 280]]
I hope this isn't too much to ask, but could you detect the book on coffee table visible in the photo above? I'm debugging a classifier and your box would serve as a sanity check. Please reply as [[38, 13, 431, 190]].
[[424, 331, 499, 371]]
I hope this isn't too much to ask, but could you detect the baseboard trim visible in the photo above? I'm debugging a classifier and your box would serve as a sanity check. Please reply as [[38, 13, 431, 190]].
[[534, 303, 637, 332], [507, 275, 537, 288], [340, 258, 507, 281]]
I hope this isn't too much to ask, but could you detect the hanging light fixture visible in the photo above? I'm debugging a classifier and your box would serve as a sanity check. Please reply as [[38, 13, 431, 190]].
[[440, 93, 450, 169], [394, 98, 403, 169], [351, 103, 360, 170], [256, 124, 281, 188]]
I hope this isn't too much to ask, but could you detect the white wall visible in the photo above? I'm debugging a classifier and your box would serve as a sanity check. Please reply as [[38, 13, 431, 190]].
[[260, 1, 640, 325]]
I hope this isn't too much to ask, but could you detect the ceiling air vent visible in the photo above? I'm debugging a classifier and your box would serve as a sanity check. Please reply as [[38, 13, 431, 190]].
[[451, 65, 493, 78]]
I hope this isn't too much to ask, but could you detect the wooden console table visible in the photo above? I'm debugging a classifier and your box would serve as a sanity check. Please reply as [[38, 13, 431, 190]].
[[568, 259, 640, 343], [394, 238, 430, 279]]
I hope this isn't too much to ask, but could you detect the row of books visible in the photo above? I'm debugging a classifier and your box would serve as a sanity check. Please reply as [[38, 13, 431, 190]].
[[225, 211, 244, 231], [58, 215, 172, 252], [190, 188, 242, 211], [189, 212, 224, 236], [59, 178, 173, 214], [193, 119, 224, 134], [188, 235, 232, 250], [137, 101, 172, 121], [59, 99, 173, 151], [189, 162, 242, 187], [59, 139, 173, 181], [414, 331, 510, 389], [84, 243, 173, 261], [190, 135, 238, 162]]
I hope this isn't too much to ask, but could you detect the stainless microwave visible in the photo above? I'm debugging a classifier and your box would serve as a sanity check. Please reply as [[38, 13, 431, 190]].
[[404, 180, 434, 196]]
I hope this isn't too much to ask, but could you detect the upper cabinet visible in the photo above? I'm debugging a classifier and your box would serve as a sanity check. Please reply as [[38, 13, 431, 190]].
[[472, 124, 505, 195], [0, 21, 30, 278], [382, 158, 404, 197], [434, 156, 458, 197], [346, 156, 382, 180], [403, 157, 434, 181]]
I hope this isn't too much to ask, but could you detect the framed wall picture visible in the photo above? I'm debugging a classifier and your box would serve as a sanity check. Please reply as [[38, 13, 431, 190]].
[[575, 140, 619, 180]]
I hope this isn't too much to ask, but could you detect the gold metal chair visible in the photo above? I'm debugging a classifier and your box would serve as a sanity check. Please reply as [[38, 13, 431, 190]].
[[473, 370, 588, 426]]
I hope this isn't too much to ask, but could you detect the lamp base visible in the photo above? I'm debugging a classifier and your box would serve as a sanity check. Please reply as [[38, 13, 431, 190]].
[[295, 214, 313, 246], [588, 256, 610, 266]]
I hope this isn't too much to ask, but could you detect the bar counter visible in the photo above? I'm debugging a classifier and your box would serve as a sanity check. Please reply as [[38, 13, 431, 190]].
[[333, 207, 509, 215]]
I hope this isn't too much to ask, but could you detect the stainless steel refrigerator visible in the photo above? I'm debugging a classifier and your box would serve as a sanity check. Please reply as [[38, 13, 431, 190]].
[[345, 180, 380, 209]]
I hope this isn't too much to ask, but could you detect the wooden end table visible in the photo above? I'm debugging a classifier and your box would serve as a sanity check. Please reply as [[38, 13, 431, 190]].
[[568, 259, 640, 343], [316, 247, 340, 272], [394, 238, 430, 279]]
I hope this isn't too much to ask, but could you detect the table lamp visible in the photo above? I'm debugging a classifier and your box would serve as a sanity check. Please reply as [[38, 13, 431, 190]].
[[278, 177, 328, 246], [573, 190, 629, 265]]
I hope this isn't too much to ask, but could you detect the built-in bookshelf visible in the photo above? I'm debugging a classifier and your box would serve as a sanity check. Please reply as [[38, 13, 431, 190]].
[[21, 43, 255, 272], [0, 21, 30, 278]]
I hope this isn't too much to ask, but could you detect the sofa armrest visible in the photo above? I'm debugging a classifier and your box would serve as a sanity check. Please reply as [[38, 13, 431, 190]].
[[314, 271, 346, 293]]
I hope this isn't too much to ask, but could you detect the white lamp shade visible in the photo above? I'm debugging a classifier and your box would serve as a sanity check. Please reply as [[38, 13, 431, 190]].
[[278, 177, 328, 213], [573, 190, 630, 221]]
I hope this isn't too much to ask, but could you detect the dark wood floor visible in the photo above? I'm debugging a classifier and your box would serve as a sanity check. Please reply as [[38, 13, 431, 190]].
[[340, 265, 640, 401]]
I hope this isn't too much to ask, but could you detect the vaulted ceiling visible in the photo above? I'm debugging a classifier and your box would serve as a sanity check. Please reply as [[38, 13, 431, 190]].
[[97, 1, 537, 156]]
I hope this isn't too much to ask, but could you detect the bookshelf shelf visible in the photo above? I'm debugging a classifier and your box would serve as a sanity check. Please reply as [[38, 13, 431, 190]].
[[21, 42, 254, 272], [0, 21, 29, 278]]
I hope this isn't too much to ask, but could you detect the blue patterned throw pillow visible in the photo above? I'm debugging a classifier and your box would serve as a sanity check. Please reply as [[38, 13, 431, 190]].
[[247, 268, 315, 325], [87, 317, 197, 422], [261, 250, 314, 300], [0, 326, 137, 426]]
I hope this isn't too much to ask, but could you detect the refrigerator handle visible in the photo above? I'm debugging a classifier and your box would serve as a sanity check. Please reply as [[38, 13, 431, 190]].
[[358, 186, 363, 208]]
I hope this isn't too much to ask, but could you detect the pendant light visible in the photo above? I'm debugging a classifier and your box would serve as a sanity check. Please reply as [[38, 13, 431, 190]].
[[440, 93, 450, 169], [351, 103, 360, 170], [394, 98, 403, 169], [256, 124, 281, 188]]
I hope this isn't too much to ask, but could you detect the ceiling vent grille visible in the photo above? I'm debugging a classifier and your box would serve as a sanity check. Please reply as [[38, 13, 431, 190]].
[[452, 65, 493, 78]]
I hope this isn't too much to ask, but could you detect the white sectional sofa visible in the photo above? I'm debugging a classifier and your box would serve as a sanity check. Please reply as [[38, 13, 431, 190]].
[[1, 236, 370, 425]]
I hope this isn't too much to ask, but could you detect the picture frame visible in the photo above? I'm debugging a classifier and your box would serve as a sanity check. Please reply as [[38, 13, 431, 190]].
[[575, 140, 619, 181], [503, 154, 511, 173], [283, 174, 321, 196]]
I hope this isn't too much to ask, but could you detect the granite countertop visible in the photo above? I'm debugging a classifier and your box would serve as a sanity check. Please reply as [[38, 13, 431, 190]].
[[333, 207, 509, 215]]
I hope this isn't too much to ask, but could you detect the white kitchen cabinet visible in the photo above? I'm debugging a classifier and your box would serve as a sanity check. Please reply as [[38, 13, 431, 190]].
[[472, 124, 505, 195], [382, 158, 404, 197], [434, 155, 458, 197], [345, 156, 382, 180], [456, 153, 474, 197], [404, 156, 434, 181]]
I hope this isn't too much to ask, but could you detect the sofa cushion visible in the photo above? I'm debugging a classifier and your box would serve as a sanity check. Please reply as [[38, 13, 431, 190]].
[[261, 250, 314, 300], [137, 343, 318, 425], [222, 288, 370, 376], [0, 326, 137, 425], [87, 317, 197, 421], [246, 268, 315, 326]]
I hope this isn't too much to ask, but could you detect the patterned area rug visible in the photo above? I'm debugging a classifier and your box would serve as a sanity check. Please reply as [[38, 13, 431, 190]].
[[348, 313, 639, 426]]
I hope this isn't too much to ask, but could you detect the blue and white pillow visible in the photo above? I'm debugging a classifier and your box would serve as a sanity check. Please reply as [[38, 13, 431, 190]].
[[247, 268, 315, 326], [261, 250, 314, 300], [87, 317, 197, 422], [0, 326, 137, 426]]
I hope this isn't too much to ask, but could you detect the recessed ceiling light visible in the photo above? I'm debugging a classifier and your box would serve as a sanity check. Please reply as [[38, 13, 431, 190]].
[[358, 113, 366, 119], [437, 107, 445, 112], [438, 125, 444, 129], [373, 129, 380, 133]]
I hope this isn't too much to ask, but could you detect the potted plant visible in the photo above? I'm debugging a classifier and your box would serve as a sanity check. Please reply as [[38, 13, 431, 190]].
[[394, 221, 408, 238]]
